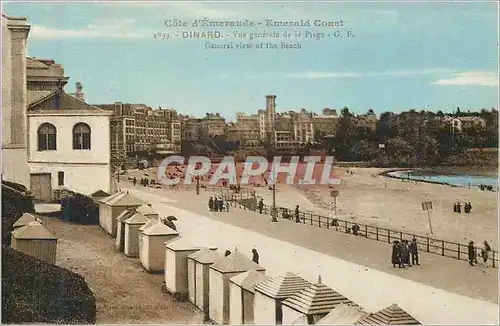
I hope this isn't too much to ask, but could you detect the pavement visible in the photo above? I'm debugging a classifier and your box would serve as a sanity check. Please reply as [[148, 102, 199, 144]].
[[35, 203, 61, 214], [121, 182, 499, 325]]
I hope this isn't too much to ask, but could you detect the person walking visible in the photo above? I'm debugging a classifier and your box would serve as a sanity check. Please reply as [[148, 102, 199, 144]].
[[402, 240, 412, 267], [456, 202, 462, 213], [468, 241, 476, 266], [295, 205, 300, 223], [351, 223, 360, 236], [409, 237, 420, 266], [252, 249, 259, 264], [391, 241, 400, 268], [226, 200, 230, 212], [397, 241, 406, 268], [258, 199, 264, 214], [481, 240, 491, 264], [208, 197, 214, 211], [217, 198, 223, 212], [133, 177, 137, 186]]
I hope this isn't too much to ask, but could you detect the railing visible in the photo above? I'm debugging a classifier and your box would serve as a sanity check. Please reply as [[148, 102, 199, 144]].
[[231, 191, 498, 268]]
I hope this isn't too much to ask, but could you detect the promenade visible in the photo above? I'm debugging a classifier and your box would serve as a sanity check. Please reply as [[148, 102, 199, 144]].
[[122, 183, 499, 324]]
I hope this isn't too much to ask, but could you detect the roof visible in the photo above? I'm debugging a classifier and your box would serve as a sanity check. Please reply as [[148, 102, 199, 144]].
[[116, 208, 136, 222], [210, 251, 265, 274], [103, 192, 146, 207], [230, 270, 269, 293], [142, 221, 179, 236], [356, 304, 421, 325], [26, 57, 51, 69], [136, 204, 157, 215], [188, 248, 223, 264], [91, 190, 110, 197], [11, 222, 57, 240], [165, 236, 216, 252], [282, 276, 354, 315], [99, 191, 124, 204], [13, 213, 40, 227], [254, 272, 311, 299], [27, 91, 112, 115], [125, 212, 150, 225], [317, 304, 367, 324], [139, 219, 156, 231]]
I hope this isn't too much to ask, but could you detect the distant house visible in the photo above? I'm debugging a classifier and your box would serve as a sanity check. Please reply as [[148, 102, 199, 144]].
[[443, 116, 487, 133]]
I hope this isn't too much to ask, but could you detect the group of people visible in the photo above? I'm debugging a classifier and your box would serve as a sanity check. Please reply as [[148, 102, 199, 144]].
[[223, 249, 260, 264], [453, 202, 472, 214], [468, 240, 491, 266], [208, 197, 230, 212], [391, 238, 420, 268], [132, 177, 154, 187]]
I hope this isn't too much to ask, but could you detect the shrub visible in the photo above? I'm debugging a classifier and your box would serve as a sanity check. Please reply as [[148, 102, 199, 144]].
[[2, 184, 35, 246], [60, 193, 99, 225], [2, 180, 27, 193], [2, 246, 96, 324]]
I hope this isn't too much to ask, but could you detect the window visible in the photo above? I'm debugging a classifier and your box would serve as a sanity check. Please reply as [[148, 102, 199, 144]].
[[58, 171, 64, 186], [37, 123, 57, 151], [73, 123, 91, 150]]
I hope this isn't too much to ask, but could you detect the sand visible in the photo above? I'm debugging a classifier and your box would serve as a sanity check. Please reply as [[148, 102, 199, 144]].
[[123, 185, 499, 324], [41, 216, 203, 324], [125, 165, 498, 246]]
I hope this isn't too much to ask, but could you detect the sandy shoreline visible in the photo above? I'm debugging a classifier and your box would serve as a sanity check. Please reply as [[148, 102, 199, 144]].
[[127, 166, 498, 247]]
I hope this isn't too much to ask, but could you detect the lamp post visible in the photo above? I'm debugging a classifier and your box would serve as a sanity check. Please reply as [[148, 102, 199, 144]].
[[271, 102, 278, 223]]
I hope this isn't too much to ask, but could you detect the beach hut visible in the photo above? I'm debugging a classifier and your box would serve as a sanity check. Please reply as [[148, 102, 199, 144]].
[[115, 208, 136, 251], [90, 189, 110, 204], [164, 237, 217, 300], [136, 204, 159, 220], [12, 213, 41, 229], [10, 221, 58, 264], [99, 191, 146, 237], [355, 304, 421, 325], [317, 303, 368, 324], [229, 269, 269, 325], [209, 251, 265, 324], [138, 218, 156, 249], [281, 275, 355, 325], [187, 248, 223, 314], [139, 221, 179, 273], [253, 272, 312, 325], [124, 212, 150, 257]]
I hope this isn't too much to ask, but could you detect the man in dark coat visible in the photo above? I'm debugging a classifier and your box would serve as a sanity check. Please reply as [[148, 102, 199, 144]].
[[396, 241, 406, 268], [392, 241, 402, 268], [409, 237, 419, 266], [295, 205, 300, 223], [252, 249, 259, 264], [258, 199, 264, 214], [456, 202, 462, 213], [208, 197, 214, 211], [133, 177, 137, 186], [468, 241, 476, 266]]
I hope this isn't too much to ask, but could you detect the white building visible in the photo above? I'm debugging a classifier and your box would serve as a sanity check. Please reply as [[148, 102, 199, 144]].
[[1, 14, 31, 187], [25, 56, 112, 198], [27, 91, 113, 197]]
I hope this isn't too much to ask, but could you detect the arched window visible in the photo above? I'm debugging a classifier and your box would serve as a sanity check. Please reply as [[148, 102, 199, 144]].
[[37, 123, 57, 151], [73, 123, 91, 150]]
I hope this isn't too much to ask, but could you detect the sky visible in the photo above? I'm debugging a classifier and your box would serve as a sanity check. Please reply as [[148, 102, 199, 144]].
[[2, 1, 499, 119]]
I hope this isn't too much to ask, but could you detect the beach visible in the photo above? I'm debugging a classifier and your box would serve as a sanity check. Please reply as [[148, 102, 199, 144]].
[[128, 165, 498, 246]]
